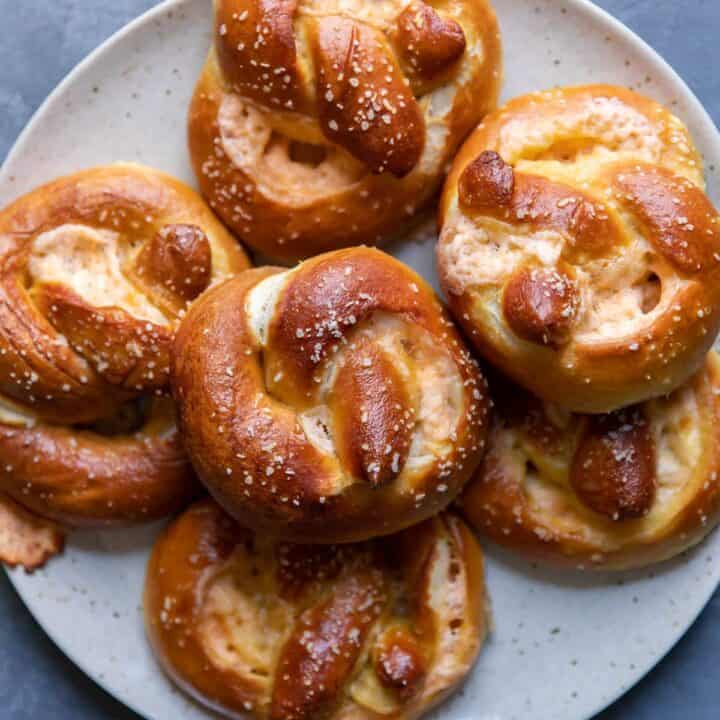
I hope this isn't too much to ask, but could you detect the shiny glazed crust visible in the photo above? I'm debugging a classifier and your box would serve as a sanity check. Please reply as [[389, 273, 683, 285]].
[[189, 0, 502, 261], [0, 163, 249, 535], [461, 353, 720, 570], [144, 499, 487, 720], [172, 247, 490, 542], [437, 85, 720, 413]]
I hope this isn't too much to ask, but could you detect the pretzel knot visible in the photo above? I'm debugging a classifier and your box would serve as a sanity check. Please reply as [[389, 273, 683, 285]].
[[144, 500, 487, 720], [0, 164, 249, 528], [189, 0, 502, 260], [438, 85, 720, 413], [172, 247, 490, 542], [461, 353, 720, 570]]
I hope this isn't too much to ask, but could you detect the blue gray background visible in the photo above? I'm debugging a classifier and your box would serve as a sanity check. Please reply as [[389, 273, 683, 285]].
[[0, 1, 719, 718]]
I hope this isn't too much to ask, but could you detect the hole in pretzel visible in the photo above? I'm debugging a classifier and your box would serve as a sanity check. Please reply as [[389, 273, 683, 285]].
[[219, 95, 366, 199], [288, 141, 328, 167], [636, 271, 662, 314], [259, 132, 364, 193], [77, 397, 149, 436]]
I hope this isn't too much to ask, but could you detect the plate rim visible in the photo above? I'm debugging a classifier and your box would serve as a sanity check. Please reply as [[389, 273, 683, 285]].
[[2, 1, 720, 719]]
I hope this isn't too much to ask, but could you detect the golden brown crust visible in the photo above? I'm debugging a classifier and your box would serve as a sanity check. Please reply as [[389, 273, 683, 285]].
[[189, 0, 502, 261], [0, 164, 249, 528], [460, 353, 720, 570], [438, 85, 720, 413], [144, 499, 487, 720], [329, 340, 413, 488], [0, 399, 198, 527], [569, 406, 656, 520], [132, 224, 213, 310], [393, 2, 466, 82], [502, 265, 579, 348], [172, 247, 490, 542], [312, 16, 425, 177]]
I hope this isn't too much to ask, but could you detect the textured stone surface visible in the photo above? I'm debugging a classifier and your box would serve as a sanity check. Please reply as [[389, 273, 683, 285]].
[[0, 1, 719, 718]]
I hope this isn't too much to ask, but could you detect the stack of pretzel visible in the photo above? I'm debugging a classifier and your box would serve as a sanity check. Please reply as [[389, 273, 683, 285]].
[[3, 1, 720, 718]]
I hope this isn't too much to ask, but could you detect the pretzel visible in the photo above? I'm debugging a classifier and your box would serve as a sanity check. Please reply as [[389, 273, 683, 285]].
[[172, 247, 490, 542], [144, 499, 487, 720], [189, 0, 502, 261], [461, 352, 720, 570], [0, 163, 249, 529], [437, 85, 720, 413], [0, 495, 64, 571]]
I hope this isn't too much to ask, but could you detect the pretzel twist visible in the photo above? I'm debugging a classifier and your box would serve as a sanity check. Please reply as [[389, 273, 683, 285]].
[[438, 85, 720, 412], [172, 247, 490, 542], [144, 499, 487, 720], [461, 353, 720, 570], [189, 0, 502, 260], [0, 164, 249, 528]]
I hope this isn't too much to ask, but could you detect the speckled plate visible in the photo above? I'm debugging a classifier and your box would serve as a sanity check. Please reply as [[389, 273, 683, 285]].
[[1, 1, 720, 719]]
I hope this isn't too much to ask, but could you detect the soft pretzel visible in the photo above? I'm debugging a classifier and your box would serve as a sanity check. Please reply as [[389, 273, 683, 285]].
[[437, 85, 720, 413], [172, 247, 490, 542], [461, 352, 720, 570], [0, 495, 64, 571], [189, 0, 502, 261], [0, 163, 249, 531], [145, 499, 487, 720]]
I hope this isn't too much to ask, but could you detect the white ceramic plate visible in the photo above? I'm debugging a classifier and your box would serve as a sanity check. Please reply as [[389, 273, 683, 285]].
[[2, 1, 720, 719]]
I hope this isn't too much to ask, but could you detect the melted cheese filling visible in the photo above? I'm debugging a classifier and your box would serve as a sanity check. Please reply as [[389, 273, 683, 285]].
[[28, 224, 166, 324]]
